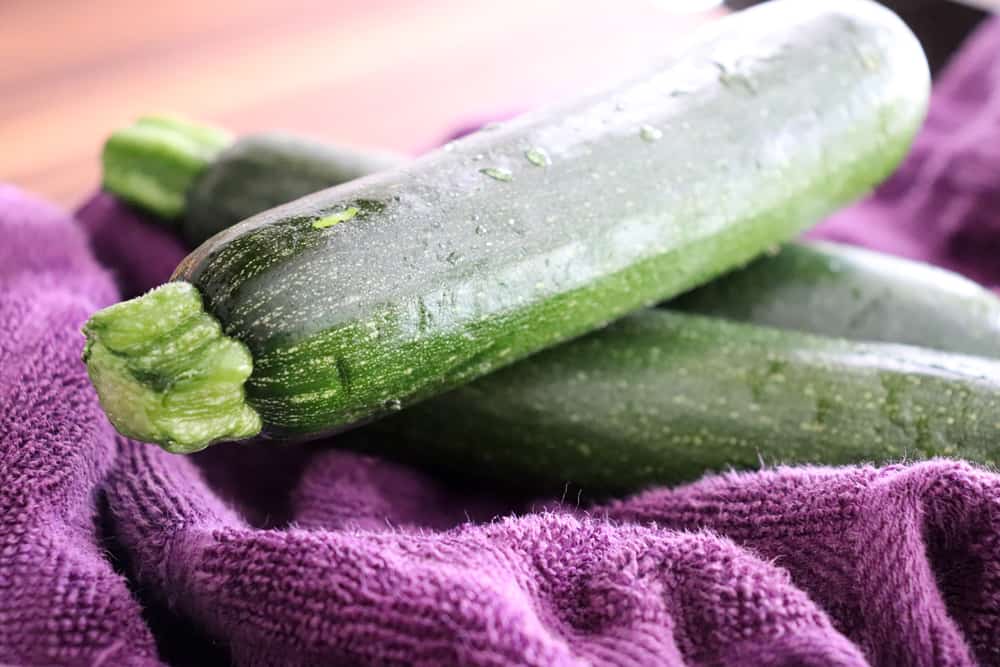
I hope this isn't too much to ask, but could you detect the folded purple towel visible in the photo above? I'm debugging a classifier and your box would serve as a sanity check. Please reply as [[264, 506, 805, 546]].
[[76, 193, 187, 299], [0, 186, 160, 666], [3, 16, 1000, 667]]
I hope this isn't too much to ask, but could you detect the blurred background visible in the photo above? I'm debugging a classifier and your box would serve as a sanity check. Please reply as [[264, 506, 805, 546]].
[[1, 0, 988, 207]]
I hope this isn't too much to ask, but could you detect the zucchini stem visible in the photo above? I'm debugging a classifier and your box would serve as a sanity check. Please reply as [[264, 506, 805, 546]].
[[101, 115, 232, 219], [82, 282, 261, 453]]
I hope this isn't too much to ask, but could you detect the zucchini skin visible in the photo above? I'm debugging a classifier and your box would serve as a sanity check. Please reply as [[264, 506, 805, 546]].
[[376, 310, 1000, 493], [184, 133, 401, 247], [672, 240, 1000, 357], [173, 0, 929, 441]]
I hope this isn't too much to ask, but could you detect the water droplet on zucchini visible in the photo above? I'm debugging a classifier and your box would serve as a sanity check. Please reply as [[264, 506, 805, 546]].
[[639, 125, 663, 142], [480, 167, 513, 182], [525, 147, 551, 167], [854, 46, 880, 71]]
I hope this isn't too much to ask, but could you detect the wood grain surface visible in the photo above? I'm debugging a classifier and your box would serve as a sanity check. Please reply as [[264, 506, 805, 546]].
[[1, 0, 720, 207]]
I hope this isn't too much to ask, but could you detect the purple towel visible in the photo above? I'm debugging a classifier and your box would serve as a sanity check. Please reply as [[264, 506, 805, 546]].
[[3, 17, 1000, 667]]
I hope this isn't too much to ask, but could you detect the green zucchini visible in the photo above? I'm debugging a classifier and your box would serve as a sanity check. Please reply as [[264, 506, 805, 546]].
[[104, 123, 1000, 358], [102, 117, 401, 247], [105, 121, 1000, 358], [374, 310, 1000, 494], [673, 240, 1000, 357], [83, 0, 930, 452]]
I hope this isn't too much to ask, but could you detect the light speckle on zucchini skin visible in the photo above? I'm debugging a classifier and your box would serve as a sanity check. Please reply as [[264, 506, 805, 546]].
[[312, 207, 359, 230], [91, 0, 931, 449]]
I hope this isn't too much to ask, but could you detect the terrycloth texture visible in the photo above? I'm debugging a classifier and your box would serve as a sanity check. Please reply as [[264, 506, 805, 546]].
[[609, 463, 1000, 666], [0, 186, 159, 666], [76, 192, 188, 299], [2, 16, 1000, 667]]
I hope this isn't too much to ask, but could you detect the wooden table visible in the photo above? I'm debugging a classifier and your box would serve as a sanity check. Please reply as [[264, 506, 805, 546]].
[[1, 0, 720, 208]]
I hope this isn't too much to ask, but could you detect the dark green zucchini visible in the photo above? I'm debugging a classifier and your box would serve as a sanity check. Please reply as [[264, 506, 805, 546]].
[[102, 116, 402, 246], [375, 309, 1000, 493], [83, 0, 930, 452], [105, 121, 1000, 358], [673, 240, 1000, 357], [103, 118, 1000, 357]]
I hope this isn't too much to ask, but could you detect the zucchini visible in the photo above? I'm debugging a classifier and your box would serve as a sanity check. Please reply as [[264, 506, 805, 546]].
[[102, 117, 401, 247], [83, 0, 930, 452], [105, 123, 1000, 358], [673, 240, 1000, 357], [374, 310, 1000, 494]]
